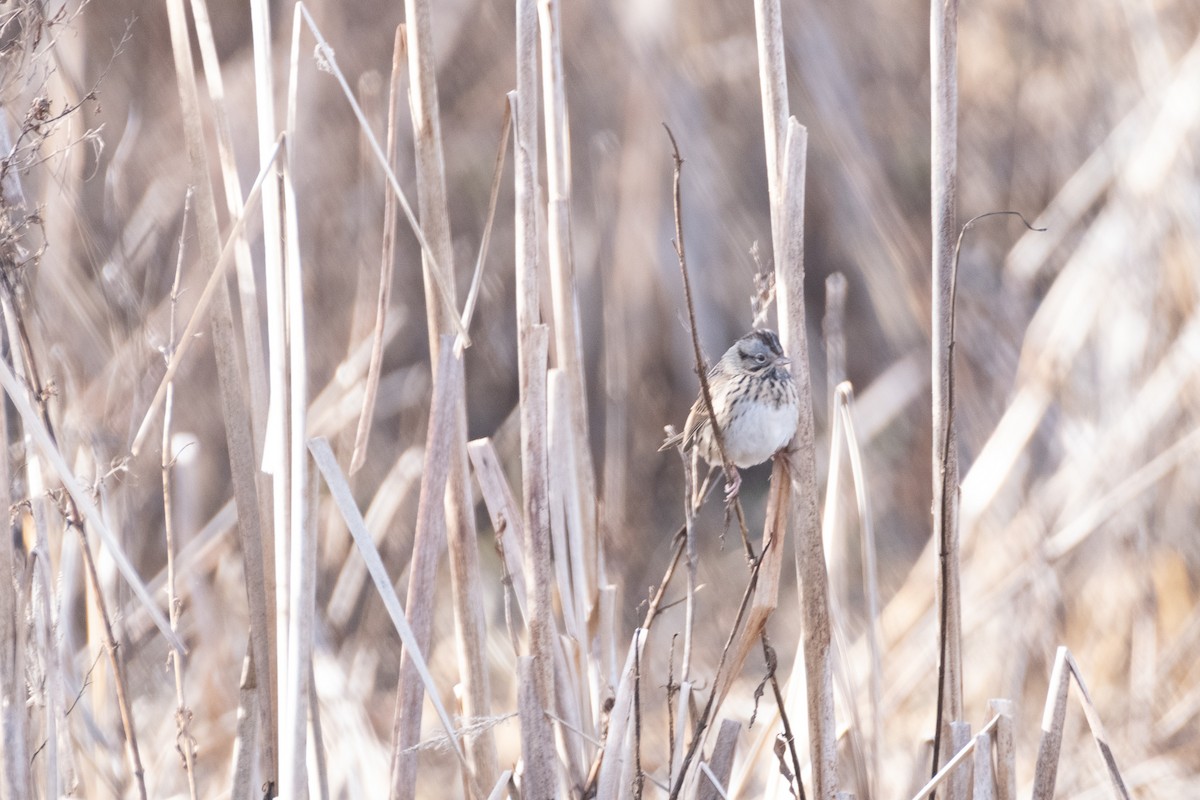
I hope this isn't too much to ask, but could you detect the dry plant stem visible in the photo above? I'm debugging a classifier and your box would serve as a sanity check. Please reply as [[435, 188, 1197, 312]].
[[663, 126, 737, 491], [760, 633, 805, 800], [753, 0, 789, 262], [402, 0, 496, 786], [929, 0, 964, 785], [166, 0, 277, 787], [350, 25, 406, 475], [907, 714, 1001, 800], [667, 556, 764, 800], [513, 2, 557, 786], [387, 339, 475, 799], [697, 719, 740, 800], [0, 119, 30, 800], [281, 157, 312, 800], [250, 1, 284, 778], [988, 699, 1016, 800], [774, 120, 836, 800], [538, 0, 598, 590], [837, 385, 883, 795], [163, 191, 198, 800], [823, 274, 848, 410], [188, 0, 270, 454], [1032, 649, 1131, 800]]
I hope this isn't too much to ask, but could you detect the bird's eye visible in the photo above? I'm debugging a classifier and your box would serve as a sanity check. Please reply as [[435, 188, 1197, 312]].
[[755, 353, 767, 364]]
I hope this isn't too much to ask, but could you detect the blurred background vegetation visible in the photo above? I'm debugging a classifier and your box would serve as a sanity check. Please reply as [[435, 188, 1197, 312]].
[[3, 0, 1200, 796]]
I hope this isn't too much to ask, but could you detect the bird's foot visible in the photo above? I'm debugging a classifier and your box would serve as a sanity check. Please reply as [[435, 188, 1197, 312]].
[[723, 467, 742, 505]]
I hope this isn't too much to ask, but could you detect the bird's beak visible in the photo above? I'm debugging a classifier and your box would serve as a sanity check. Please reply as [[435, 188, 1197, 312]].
[[775, 355, 792, 368]]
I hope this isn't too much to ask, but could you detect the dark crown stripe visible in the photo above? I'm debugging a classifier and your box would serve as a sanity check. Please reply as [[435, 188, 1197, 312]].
[[752, 328, 783, 356]]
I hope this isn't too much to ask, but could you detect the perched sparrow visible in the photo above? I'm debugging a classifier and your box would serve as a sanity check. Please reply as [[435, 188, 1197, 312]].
[[662, 329, 799, 501]]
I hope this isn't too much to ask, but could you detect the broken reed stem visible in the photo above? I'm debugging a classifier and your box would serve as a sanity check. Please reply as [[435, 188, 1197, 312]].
[[163, 190, 198, 800], [401, 0, 497, 784], [929, 0, 964, 785]]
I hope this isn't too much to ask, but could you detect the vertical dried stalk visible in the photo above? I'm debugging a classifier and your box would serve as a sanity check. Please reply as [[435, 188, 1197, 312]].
[[971, 729, 995, 800], [169, 0, 278, 785], [402, 0, 496, 786], [1031, 647, 1071, 800], [514, 0, 557, 788], [0, 118, 30, 800], [775, 120, 836, 800], [163, 193, 199, 800], [388, 339, 463, 799], [280, 150, 312, 800], [930, 0, 964, 782], [988, 699, 1016, 800], [753, 0, 789, 261], [538, 0, 597, 604]]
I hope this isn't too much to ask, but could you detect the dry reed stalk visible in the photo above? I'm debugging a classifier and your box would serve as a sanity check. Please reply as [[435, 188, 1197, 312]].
[[752, 0, 788, 261], [280, 152, 313, 799], [162, 192, 198, 800], [537, 0, 597, 604], [385, 338, 472, 798], [774, 118, 837, 800], [929, 0, 964, 783], [697, 720, 740, 800], [595, 629, 647, 800], [0, 119, 30, 800], [547, 371, 580, 638], [838, 384, 883, 794], [168, 2, 281, 785], [513, 0, 557, 785], [188, 0, 270, 453], [516, 321, 557, 795], [517, 656, 556, 800], [230, 647, 260, 798], [907, 714, 1001, 800], [349, 25, 406, 475], [400, 0, 497, 785], [250, 4, 284, 775], [467, 438, 529, 623], [972, 728, 995, 800], [308, 436, 472, 776], [988, 699, 1016, 800]]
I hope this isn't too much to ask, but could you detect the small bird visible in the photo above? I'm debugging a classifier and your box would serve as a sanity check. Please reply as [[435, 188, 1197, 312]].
[[662, 328, 799, 503]]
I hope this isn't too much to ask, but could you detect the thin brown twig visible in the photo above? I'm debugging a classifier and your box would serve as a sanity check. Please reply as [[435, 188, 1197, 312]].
[[163, 188, 198, 800]]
